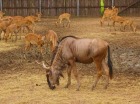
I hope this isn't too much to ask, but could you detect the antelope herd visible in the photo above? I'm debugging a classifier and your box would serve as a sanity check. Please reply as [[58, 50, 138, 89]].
[[101, 6, 137, 32], [0, 7, 137, 91]]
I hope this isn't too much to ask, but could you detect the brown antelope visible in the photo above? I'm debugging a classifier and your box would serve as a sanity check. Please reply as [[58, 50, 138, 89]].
[[46, 30, 58, 52], [55, 13, 71, 27], [0, 18, 13, 40], [121, 19, 136, 32], [24, 33, 46, 59], [0, 11, 5, 19], [5, 23, 21, 42], [110, 15, 136, 32], [24, 13, 42, 24], [100, 6, 118, 26], [37, 36, 113, 91], [110, 15, 126, 31], [16, 18, 34, 33]]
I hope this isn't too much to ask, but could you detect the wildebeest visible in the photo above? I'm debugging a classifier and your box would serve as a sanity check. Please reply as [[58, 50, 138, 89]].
[[37, 36, 113, 91]]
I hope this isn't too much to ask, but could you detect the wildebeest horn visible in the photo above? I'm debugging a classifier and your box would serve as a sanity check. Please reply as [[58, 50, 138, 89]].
[[42, 61, 50, 70], [35, 60, 50, 71]]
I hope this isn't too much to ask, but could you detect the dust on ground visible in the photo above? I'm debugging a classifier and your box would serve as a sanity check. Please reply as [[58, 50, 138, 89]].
[[0, 17, 140, 104]]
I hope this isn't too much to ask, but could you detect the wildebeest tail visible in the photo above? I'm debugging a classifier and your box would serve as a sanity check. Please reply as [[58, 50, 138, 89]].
[[108, 46, 113, 79]]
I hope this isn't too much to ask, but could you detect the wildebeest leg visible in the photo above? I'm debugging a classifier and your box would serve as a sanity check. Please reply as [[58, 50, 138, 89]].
[[102, 59, 110, 89], [91, 61, 102, 90], [69, 60, 80, 91], [64, 67, 71, 88]]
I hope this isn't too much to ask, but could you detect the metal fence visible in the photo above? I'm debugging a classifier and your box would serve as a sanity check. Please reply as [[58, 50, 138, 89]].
[[0, 0, 140, 17]]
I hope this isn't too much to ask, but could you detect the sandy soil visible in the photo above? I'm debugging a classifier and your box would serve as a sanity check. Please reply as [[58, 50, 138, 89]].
[[0, 17, 140, 104]]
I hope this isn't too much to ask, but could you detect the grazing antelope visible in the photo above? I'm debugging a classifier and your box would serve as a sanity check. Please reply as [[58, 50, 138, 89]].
[[24, 33, 45, 59], [110, 15, 136, 32], [110, 15, 126, 31], [55, 13, 71, 27], [37, 36, 113, 91], [120, 19, 136, 32], [100, 6, 118, 26], [16, 18, 34, 33], [46, 30, 58, 53]]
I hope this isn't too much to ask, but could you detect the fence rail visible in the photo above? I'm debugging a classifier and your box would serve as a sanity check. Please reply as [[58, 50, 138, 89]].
[[0, 0, 140, 17]]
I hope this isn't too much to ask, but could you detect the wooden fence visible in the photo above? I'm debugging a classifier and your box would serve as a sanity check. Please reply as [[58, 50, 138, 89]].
[[0, 0, 140, 17]]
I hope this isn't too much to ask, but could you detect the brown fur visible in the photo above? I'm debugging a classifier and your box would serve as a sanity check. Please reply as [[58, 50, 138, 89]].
[[0, 11, 5, 19], [100, 6, 118, 26], [40, 36, 113, 91], [5, 23, 21, 42], [55, 13, 71, 27], [0, 18, 13, 40], [110, 15, 136, 32], [24, 33, 45, 58], [46, 30, 58, 52], [24, 13, 42, 24]]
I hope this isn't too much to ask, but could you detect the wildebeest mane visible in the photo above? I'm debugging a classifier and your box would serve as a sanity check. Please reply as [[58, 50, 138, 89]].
[[59, 35, 79, 42], [51, 35, 79, 64]]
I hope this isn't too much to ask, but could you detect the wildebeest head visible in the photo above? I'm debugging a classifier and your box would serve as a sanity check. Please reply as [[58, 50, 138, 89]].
[[42, 61, 64, 90]]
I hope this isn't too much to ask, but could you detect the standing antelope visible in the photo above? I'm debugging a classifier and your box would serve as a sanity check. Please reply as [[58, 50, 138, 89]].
[[55, 13, 71, 27], [46, 30, 58, 53], [24, 33, 46, 59], [100, 6, 118, 26], [5, 23, 21, 42]]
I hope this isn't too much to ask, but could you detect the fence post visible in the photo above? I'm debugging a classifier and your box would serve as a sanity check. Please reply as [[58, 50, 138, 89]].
[[77, 0, 79, 16], [112, 0, 114, 7], [0, 0, 2, 11], [39, 0, 42, 13]]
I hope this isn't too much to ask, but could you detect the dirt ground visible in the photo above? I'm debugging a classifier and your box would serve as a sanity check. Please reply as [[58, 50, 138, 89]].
[[0, 17, 140, 104]]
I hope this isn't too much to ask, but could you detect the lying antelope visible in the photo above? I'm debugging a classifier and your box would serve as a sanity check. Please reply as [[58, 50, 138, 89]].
[[55, 13, 71, 27], [37, 36, 113, 91], [24, 33, 45, 59], [100, 6, 118, 26], [46, 30, 58, 52]]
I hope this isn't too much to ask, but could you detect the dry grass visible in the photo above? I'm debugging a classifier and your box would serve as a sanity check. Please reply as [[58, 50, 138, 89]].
[[0, 17, 140, 104]]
